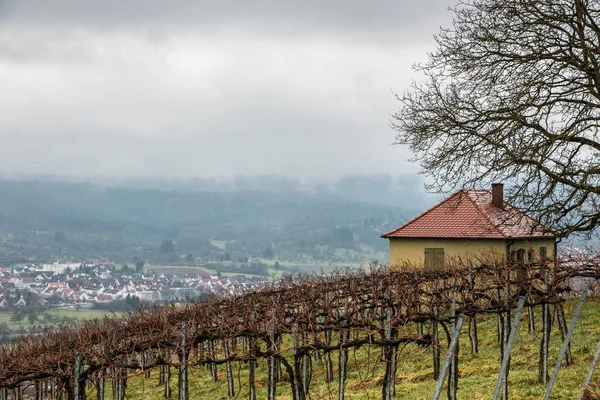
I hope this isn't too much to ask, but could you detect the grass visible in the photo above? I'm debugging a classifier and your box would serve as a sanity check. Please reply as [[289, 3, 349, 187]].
[[81, 296, 600, 399], [0, 308, 119, 331], [142, 262, 276, 279]]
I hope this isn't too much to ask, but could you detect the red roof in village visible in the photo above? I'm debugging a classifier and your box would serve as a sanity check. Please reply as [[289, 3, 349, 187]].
[[381, 189, 555, 239]]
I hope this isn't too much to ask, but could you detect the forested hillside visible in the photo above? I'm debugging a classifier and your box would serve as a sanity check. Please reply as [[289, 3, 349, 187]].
[[0, 179, 415, 268]]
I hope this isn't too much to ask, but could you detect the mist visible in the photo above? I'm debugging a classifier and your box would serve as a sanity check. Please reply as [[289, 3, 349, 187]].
[[0, 0, 454, 180]]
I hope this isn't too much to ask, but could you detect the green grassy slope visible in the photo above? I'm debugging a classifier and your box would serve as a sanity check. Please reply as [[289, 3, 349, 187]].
[[87, 297, 600, 400]]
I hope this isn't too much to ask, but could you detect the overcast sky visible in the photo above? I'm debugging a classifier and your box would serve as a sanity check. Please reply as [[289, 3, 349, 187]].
[[0, 0, 454, 181]]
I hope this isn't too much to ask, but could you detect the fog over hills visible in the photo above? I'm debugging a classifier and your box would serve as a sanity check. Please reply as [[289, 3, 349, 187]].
[[1, 173, 434, 209], [0, 174, 434, 268]]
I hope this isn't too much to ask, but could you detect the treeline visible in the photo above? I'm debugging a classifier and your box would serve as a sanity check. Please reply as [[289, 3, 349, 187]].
[[0, 179, 414, 266], [91, 294, 142, 311]]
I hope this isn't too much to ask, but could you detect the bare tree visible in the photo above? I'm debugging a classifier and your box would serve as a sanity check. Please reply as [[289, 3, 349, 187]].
[[392, 0, 600, 236]]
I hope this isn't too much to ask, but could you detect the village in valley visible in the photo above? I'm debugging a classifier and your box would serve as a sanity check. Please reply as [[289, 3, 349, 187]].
[[0, 260, 267, 339], [1, 261, 265, 304]]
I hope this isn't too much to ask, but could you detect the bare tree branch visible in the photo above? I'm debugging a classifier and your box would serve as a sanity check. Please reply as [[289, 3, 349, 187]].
[[392, 0, 600, 237]]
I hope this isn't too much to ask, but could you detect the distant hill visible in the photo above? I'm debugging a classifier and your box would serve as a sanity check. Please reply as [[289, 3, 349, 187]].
[[0, 179, 418, 268]]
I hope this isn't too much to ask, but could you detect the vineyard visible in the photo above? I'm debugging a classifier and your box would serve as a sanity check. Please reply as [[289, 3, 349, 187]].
[[1, 257, 600, 400]]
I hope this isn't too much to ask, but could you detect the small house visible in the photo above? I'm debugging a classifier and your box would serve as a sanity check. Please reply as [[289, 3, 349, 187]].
[[381, 184, 556, 269]]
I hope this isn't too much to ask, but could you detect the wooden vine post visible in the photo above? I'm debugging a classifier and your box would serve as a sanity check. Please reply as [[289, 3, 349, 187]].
[[144, 351, 152, 378], [96, 371, 104, 400], [432, 315, 466, 400], [110, 366, 125, 400], [115, 367, 127, 400], [338, 299, 349, 400], [178, 322, 189, 400], [495, 264, 504, 346], [416, 299, 423, 336], [324, 293, 334, 383], [543, 291, 588, 400], [224, 340, 236, 398], [579, 340, 600, 399], [468, 263, 478, 354], [448, 299, 459, 400], [110, 370, 116, 400], [382, 307, 398, 400], [492, 297, 526, 400], [164, 350, 172, 399], [555, 304, 573, 365], [249, 336, 257, 400], [159, 365, 165, 385], [35, 380, 42, 400], [97, 342, 107, 400], [275, 333, 283, 382], [524, 255, 535, 334], [249, 309, 258, 400], [13, 385, 22, 400], [292, 323, 305, 400], [432, 303, 440, 380], [208, 340, 218, 382], [73, 353, 83, 400], [501, 267, 511, 400], [527, 294, 536, 334], [302, 328, 311, 395], [539, 264, 551, 384], [267, 314, 276, 400]]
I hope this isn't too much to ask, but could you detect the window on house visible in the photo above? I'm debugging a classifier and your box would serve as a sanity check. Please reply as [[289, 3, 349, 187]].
[[540, 247, 547, 262], [516, 248, 526, 265], [527, 249, 535, 264], [512, 248, 529, 292], [424, 248, 444, 270]]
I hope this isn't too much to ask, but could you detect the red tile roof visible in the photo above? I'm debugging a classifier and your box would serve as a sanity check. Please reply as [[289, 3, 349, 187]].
[[381, 189, 555, 239]]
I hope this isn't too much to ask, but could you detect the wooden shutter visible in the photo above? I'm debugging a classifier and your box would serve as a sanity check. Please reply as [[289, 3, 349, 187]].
[[434, 248, 444, 269], [424, 248, 434, 270], [425, 248, 444, 270]]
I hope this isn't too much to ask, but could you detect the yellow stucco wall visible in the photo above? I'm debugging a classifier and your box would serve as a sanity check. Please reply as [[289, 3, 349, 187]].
[[509, 238, 557, 260], [389, 237, 555, 268]]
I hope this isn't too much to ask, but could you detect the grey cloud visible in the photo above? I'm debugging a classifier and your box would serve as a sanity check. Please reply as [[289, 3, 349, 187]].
[[0, 1, 453, 40], [0, 0, 454, 181]]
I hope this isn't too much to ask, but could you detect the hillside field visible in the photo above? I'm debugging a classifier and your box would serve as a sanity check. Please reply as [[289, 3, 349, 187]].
[[81, 296, 600, 400]]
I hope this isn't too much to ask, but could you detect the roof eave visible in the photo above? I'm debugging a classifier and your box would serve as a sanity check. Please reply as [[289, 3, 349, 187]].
[[382, 235, 555, 240]]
